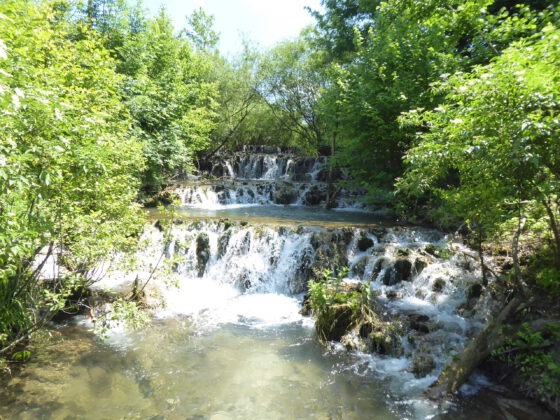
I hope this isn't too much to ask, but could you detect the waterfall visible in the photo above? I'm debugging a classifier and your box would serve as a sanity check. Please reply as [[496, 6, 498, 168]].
[[176, 182, 275, 208], [97, 220, 493, 370], [182, 148, 371, 209], [80, 147, 507, 417]]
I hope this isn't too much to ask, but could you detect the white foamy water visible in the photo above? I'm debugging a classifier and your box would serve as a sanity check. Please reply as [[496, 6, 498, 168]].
[[66, 216, 509, 420], [159, 283, 304, 330]]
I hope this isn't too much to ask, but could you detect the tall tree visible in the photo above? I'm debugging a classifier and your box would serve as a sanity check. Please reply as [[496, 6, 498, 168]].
[[399, 24, 560, 265], [257, 31, 327, 152], [313, 0, 558, 198], [117, 7, 218, 191]]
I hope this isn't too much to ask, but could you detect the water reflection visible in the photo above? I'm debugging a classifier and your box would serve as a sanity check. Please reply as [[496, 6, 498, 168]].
[[147, 204, 393, 228], [1, 320, 401, 419]]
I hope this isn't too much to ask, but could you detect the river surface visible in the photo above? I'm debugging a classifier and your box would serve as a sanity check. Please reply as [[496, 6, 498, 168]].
[[0, 197, 549, 420], [148, 204, 391, 227], [1, 309, 549, 419]]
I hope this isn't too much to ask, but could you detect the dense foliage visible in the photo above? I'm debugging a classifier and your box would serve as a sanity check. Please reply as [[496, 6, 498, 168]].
[[399, 25, 560, 264], [0, 0, 232, 357], [0, 0, 145, 354]]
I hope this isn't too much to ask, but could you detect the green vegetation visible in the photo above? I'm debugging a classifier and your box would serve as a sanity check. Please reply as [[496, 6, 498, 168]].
[[308, 268, 402, 354], [493, 323, 560, 410], [0, 0, 145, 358]]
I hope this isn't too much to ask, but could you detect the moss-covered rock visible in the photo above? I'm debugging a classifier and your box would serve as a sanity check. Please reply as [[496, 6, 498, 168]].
[[414, 258, 428, 275], [274, 183, 298, 205], [217, 231, 231, 258], [309, 277, 402, 356], [316, 303, 355, 341], [370, 257, 387, 281], [396, 248, 411, 257], [412, 353, 436, 377], [425, 244, 453, 259], [408, 314, 431, 334], [468, 283, 483, 299], [303, 185, 326, 206], [144, 190, 180, 208], [195, 233, 210, 277], [432, 278, 446, 292], [351, 256, 370, 279]]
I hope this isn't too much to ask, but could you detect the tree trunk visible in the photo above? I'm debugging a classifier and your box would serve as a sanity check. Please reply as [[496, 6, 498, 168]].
[[475, 227, 488, 287], [542, 198, 560, 265], [326, 132, 337, 209], [426, 295, 523, 399]]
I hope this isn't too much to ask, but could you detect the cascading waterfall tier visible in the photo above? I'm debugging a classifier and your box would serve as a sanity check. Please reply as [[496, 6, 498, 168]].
[[175, 148, 368, 209], [99, 219, 498, 387]]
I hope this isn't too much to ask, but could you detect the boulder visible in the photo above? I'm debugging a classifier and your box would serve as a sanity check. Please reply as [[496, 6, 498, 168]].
[[315, 166, 343, 182], [303, 185, 326, 206], [369, 257, 388, 282], [468, 283, 483, 299], [408, 314, 431, 334], [210, 164, 226, 178], [217, 231, 231, 258], [432, 278, 446, 292], [274, 183, 298, 205], [351, 256, 370, 279], [414, 258, 428, 275]]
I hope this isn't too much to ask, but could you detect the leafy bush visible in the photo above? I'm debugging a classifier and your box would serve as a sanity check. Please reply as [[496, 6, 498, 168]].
[[493, 323, 560, 408], [537, 268, 560, 293]]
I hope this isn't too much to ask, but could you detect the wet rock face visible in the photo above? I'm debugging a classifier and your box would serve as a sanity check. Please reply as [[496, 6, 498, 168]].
[[351, 256, 370, 278], [210, 163, 227, 178], [468, 283, 483, 299], [274, 183, 298, 205], [408, 314, 431, 334], [195, 233, 210, 277], [412, 353, 436, 377], [432, 278, 446, 292], [303, 185, 326, 206], [357, 236, 374, 252], [292, 158, 319, 182], [217, 231, 231, 258], [315, 166, 343, 183], [382, 258, 413, 285], [414, 258, 428, 275]]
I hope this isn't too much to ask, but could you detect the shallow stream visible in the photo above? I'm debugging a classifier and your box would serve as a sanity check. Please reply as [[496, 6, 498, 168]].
[[1, 152, 554, 419]]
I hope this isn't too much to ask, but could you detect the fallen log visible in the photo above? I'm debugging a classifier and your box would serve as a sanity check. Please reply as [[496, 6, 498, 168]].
[[426, 295, 523, 399]]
